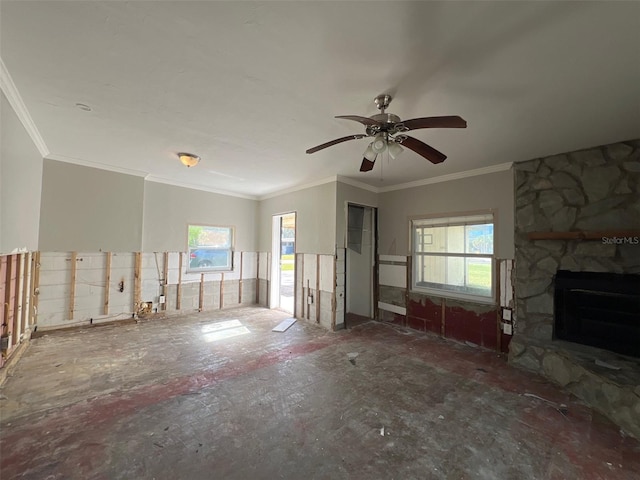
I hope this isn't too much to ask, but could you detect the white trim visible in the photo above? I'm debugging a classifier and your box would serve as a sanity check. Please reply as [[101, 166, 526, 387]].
[[336, 175, 379, 193], [378, 162, 513, 193], [46, 153, 148, 177], [379, 255, 407, 263], [377, 301, 406, 316], [259, 162, 513, 199], [145, 175, 258, 200], [258, 175, 338, 200], [0, 57, 49, 157]]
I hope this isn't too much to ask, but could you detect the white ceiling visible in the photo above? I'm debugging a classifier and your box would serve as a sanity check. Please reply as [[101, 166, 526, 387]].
[[1, 1, 639, 198]]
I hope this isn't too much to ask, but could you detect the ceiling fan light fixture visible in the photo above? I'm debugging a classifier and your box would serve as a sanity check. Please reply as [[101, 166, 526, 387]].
[[363, 144, 377, 161], [388, 141, 404, 160], [371, 135, 387, 154], [178, 152, 200, 168]]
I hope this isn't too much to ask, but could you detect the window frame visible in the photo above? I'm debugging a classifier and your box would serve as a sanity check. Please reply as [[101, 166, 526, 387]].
[[186, 224, 235, 273], [410, 212, 496, 304]]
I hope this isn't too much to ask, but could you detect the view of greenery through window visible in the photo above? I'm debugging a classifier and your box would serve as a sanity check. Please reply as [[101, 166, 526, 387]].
[[413, 215, 494, 300], [188, 225, 233, 271]]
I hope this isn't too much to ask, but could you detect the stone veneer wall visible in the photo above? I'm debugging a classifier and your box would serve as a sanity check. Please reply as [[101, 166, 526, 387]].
[[510, 139, 640, 348], [508, 139, 640, 438]]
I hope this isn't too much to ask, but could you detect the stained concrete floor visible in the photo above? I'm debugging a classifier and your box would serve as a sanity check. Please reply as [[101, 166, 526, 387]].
[[1, 307, 639, 480]]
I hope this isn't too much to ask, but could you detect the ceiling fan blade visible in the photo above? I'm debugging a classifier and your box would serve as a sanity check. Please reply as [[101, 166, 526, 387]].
[[306, 134, 367, 154], [359, 157, 376, 172], [397, 116, 467, 131], [335, 115, 382, 126], [400, 136, 447, 164]]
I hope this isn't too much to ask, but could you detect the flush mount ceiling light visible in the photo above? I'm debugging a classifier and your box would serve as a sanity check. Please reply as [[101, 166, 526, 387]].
[[178, 152, 200, 168]]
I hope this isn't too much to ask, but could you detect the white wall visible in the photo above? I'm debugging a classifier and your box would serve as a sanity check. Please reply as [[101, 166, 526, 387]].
[[39, 160, 145, 251], [378, 169, 515, 259], [0, 91, 43, 253], [142, 181, 259, 252], [258, 182, 337, 255]]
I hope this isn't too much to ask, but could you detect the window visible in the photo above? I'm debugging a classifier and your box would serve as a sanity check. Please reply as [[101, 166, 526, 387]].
[[187, 225, 233, 271], [411, 213, 494, 302]]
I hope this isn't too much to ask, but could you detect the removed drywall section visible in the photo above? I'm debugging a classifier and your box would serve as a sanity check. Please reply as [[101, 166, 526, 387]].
[[37, 252, 135, 329], [35, 250, 266, 330], [377, 255, 513, 353], [1, 253, 35, 371], [0, 91, 43, 253], [258, 182, 336, 255], [39, 160, 144, 252], [378, 168, 514, 259], [294, 253, 336, 330], [142, 181, 258, 252]]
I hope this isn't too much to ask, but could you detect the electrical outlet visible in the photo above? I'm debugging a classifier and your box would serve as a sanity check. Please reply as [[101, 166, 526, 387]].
[[307, 295, 313, 304], [502, 308, 512, 321], [159, 295, 166, 304], [503, 323, 513, 335]]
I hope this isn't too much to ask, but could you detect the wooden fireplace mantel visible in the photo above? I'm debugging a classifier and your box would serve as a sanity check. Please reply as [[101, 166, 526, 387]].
[[527, 230, 640, 241]]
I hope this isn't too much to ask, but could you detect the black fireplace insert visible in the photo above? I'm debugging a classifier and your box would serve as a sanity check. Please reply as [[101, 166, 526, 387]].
[[554, 270, 640, 357]]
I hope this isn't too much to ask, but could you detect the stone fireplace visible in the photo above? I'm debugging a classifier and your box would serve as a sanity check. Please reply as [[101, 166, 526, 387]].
[[508, 139, 640, 438]]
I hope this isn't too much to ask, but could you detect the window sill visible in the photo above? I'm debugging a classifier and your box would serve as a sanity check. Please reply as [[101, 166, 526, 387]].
[[411, 287, 496, 306], [186, 268, 233, 274]]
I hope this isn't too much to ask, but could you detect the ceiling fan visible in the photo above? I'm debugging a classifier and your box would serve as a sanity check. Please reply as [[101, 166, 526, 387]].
[[306, 94, 467, 172]]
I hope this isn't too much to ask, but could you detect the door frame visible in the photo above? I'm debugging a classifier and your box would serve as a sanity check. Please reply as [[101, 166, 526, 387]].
[[270, 212, 296, 312], [345, 202, 378, 325]]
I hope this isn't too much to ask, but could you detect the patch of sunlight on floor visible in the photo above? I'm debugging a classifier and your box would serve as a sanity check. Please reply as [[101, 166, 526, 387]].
[[201, 319, 250, 342]]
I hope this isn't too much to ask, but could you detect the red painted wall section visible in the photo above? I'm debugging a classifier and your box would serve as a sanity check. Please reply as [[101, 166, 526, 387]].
[[379, 309, 406, 327], [407, 296, 441, 335], [403, 292, 512, 354], [445, 304, 497, 350]]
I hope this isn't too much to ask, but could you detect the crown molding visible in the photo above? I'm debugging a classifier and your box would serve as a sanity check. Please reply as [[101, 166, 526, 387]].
[[377, 162, 513, 193], [335, 175, 380, 193], [46, 153, 149, 177], [258, 175, 339, 201], [0, 57, 50, 157], [256, 162, 513, 200], [144, 175, 258, 200]]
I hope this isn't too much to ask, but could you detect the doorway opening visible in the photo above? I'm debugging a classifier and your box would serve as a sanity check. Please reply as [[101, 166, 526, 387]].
[[270, 212, 296, 313], [346, 203, 377, 328]]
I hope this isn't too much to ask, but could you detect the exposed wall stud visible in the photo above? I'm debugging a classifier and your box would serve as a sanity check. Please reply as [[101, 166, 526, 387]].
[[496, 258, 502, 353], [162, 252, 169, 311], [300, 254, 305, 320], [177, 252, 183, 310], [199, 273, 205, 312], [28, 253, 36, 327], [405, 255, 411, 325], [69, 252, 77, 320], [331, 254, 336, 330], [315, 254, 320, 324], [256, 252, 260, 304], [306, 279, 310, 320], [104, 252, 112, 315], [134, 252, 142, 312], [31, 252, 40, 326], [19, 254, 27, 339], [220, 272, 224, 309], [239, 252, 244, 304]]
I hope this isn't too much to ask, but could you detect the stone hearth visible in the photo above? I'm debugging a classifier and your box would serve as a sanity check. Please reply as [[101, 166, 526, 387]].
[[508, 139, 640, 438]]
